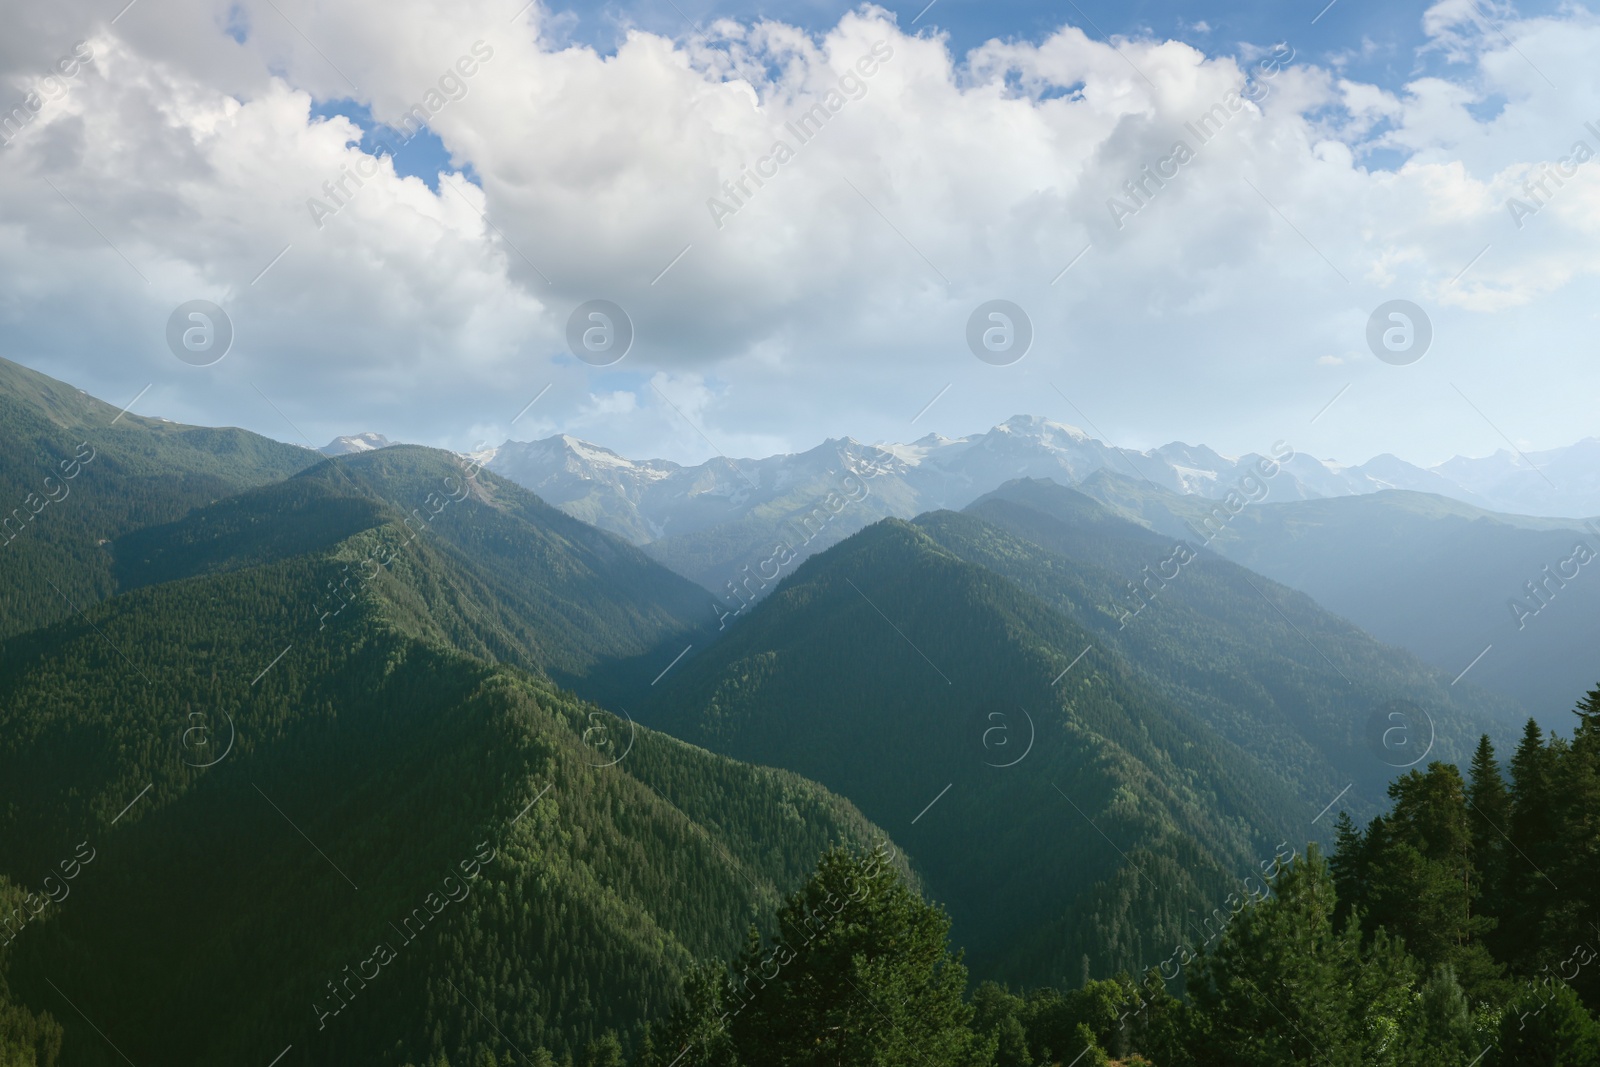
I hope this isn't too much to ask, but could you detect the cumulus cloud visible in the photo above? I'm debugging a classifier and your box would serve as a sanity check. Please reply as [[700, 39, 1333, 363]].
[[0, 0, 1597, 467]]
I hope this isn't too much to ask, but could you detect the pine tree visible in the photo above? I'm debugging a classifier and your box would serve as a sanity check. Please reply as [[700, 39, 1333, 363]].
[[654, 962, 737, 1067], [970, 983, 1033, 1067], [1494, 979, 1600, 1065], [1120, 966, 1191, 1067], [582, 1032, 625, 1067], [1500, 719, 1560, 970], [1363, 763, 1500, 991], [633, 1024, 659, 1067], [1329, 810, 1366, 930], [1556, 696, 1600, 1007], [725, 846, 991, 1067], [1186, 844, 1417, 1067], [1064, 1023, 1109, 1067], [1467, 735, 1510, 916], [1573, 685, 1600, 724], [1394, 966, 1477, 1066]]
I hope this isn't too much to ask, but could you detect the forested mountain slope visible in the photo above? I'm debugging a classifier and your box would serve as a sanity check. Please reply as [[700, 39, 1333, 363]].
[[0, 355, 317, 639], [112, 444, 718, 700], [1076, 468, 1600, 720], [0, 500, 893, 1065], [928, 479, 1529, 814], [0, 360, 719, 703], [644, 517, 1306, 985]]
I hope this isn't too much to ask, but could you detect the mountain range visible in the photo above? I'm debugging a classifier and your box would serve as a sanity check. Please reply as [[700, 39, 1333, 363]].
[[0, 357, 879, 1064], [477, 417, 1600, 558], [640, 476, 1530, 982], [0, 355, 1589, 1064], [1080, 469, 1600, 720], [473, 419, 1599, 721]]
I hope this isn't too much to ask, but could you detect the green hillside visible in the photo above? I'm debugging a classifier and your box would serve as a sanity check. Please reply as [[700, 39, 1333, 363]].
[[644, 517, 1306, 985], [112, 444, 719, 700], [7, 361, 1597, 1065], [929, 479, 1529, 814], [1075, 468, 1600, 720], [0, 355, 317, 639], [0, 508, 893, 1065]]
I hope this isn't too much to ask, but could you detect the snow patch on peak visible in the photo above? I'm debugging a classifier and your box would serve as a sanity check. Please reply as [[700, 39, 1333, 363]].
[[320, 432, 392, 456], [994, 414, 1091, 443], [560, 435, 637, 469]]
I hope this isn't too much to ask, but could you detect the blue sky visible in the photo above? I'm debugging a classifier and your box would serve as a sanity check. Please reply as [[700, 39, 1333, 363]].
[[320, 0, 1561, 191], [308, 99, 473, 192], [554, 0, 1560, 95], [4, 0, 1599, 476]]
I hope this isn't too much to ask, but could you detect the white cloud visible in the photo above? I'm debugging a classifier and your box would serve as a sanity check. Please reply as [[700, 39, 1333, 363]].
[[0, 0, 1598, 469]]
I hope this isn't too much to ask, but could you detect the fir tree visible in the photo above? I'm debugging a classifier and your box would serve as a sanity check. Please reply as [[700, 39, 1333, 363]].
[[1494, 979, 1600, 1066], [1394, 966, 1477, 1066], [1500, 719, 1561, 970], [1466, 735, 1510, 916], [582, 1032, 625, 1067], [970, 983, 1033, 1067], [726, 846, 990, 1067], [1187, 844, 1417, 1067]]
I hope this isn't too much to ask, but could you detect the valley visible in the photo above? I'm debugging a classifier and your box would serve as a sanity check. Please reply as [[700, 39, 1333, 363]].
[[0, 357, 1594, 1066]]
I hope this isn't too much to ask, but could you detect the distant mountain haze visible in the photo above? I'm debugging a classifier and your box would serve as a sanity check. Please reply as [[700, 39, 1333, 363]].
[[479, 418, 1599, 718], [480, 417, 1600, 554], [1, 355, 1592, 1064]]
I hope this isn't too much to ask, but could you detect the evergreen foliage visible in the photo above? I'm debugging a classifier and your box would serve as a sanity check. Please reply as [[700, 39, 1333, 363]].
[[932, 480, 1526, 810], [0, 504, 889, 1065], [647, 517, 1305, 983], [3, 363, 1599, 1065]]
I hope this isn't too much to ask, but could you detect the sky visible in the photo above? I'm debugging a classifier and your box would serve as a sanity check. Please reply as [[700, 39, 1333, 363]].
[[1, 0, 1597, 468]]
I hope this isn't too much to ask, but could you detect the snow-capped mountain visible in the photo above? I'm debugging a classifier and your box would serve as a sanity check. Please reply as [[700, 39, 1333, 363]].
[[1432, 437, 1600, 517], [320, 432, 393, 456], [479, 416, 1598, 594], [485, 435, 688, 543]]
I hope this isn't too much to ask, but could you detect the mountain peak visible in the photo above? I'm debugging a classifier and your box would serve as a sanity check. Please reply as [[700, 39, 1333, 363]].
[[320, 432, 392, 456], [993, 414, 1092, 442]]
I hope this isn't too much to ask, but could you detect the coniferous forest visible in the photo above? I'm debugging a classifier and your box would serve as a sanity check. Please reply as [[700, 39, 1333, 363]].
[[635, 693, 1600, 1067], [1, 356, 1598, 1066], [11, 0, 1600, 1059]]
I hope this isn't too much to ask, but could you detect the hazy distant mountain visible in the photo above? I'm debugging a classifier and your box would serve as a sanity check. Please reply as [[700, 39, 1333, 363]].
[[1432, 437, 1600, 517], [486, 433, 918, 599], [1071, 468, 1600, 721], [319, 431, 393, 455], [939, 478, 1527, 783], [483, 417, 1600, 604]]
